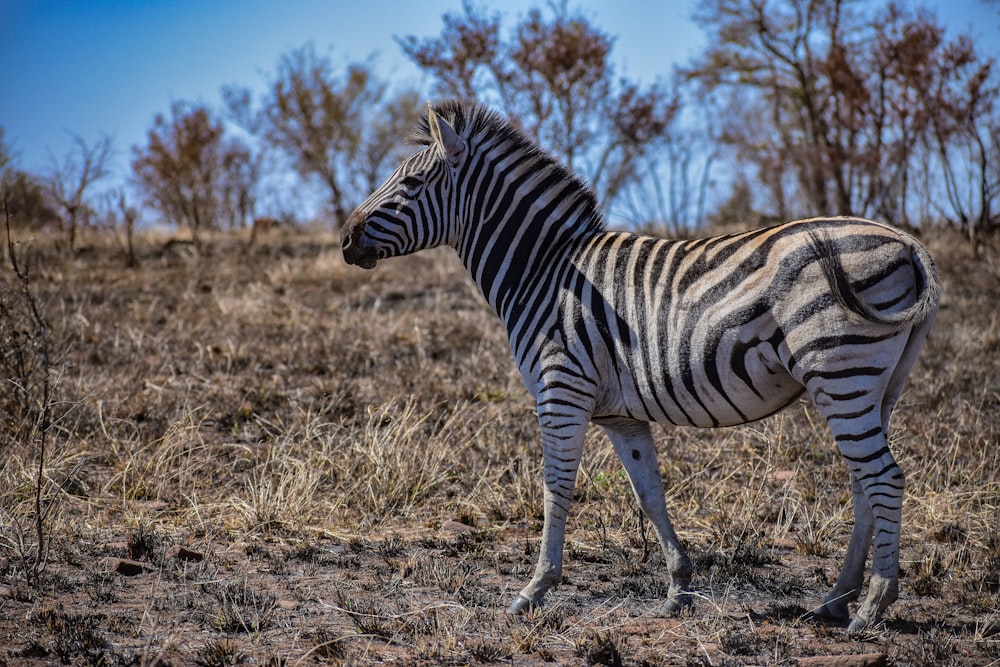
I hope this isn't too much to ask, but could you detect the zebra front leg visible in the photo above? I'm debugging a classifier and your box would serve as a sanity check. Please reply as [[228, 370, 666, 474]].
[[816, 473, 874, 622], [507, 414, 588, 615], [600, 418, 692, 614]]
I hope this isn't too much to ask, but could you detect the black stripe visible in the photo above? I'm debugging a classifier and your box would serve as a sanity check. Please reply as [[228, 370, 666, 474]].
[[837, 428, 884, 445], [802, 366, 885, 384], [825, 404, 876, 421], [853, 256, 910, 292], [824, 389, 870, 401], [841, 444, 889, 462], [866, 479, 905, 491], [869, 287, 914, 311], [726, 300, 784, 397], [858, 462, 899, 482], [509, 257, 575, 357], [651, 242, 694, 425], [477, 171, 567, 301], [791, 332, 898, 362]]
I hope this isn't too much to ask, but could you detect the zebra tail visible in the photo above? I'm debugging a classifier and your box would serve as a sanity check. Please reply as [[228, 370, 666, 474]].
[[808, 229, 941, 329]]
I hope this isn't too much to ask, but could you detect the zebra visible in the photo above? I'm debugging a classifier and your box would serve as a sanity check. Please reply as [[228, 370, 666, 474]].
[[341, 101, 940, 634]]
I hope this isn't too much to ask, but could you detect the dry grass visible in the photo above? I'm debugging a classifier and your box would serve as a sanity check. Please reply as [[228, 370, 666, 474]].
[[1, 224, 998, 665]]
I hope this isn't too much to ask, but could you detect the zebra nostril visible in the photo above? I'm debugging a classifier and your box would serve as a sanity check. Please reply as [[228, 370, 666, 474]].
[[342, 234, 352, 250]]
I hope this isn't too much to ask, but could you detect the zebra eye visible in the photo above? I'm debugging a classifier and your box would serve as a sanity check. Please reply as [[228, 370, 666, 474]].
[[400, 176, 423, 191]]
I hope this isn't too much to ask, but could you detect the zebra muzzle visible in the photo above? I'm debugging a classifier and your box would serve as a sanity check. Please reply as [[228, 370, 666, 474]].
[[341, 221, 379, 269]]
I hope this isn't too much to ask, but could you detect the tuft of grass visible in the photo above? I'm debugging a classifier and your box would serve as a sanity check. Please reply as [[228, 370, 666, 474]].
[[195, 638, 247, 667], [84, 571, 121, 604], [305, 628, 350, 661], [467, 635, 511, 663], [126, 522, 161, 563], [403, 552, 477, 594], [377, 533, 407, 558], [574, 629, 628, 667], [333, 398, 457, 521], [208, 579, 278, 633], [229, 443, 322, 536], [507, 602, 572, 657], [336, 592, 402, 640], [895, 624, 963, 667], [31, 608, 108, 664]]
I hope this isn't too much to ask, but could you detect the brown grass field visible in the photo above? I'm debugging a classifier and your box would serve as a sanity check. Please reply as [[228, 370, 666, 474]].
[[1, 223, 998, 666]]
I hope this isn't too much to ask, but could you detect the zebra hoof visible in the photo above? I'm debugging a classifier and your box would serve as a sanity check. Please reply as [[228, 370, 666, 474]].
[[658, 590, 693, 616], [847, 613, 875, 637], [506, 595, 535, 616]]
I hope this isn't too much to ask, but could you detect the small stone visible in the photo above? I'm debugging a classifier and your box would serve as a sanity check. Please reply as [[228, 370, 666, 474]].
[[441, 520, 476, 534], [771, 537, 798, 550], [99, 557, 147, 576], [165, 544, 204, 562], [136, 500, 169, 512]]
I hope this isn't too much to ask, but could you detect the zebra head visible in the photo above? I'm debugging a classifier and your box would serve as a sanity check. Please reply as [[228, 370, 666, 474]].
[[341, 103, 467, 269]]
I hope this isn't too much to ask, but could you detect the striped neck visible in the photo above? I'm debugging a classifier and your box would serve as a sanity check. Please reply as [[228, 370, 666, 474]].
[[442, 106, 604, 322]]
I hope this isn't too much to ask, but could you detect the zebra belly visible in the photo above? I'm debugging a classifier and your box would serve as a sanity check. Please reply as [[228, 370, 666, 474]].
[[613, 328, 804, 428], [683, 347, 805, 427]]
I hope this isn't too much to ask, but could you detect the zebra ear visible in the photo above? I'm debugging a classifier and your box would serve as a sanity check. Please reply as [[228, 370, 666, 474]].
[[427, 103, 467, 166]]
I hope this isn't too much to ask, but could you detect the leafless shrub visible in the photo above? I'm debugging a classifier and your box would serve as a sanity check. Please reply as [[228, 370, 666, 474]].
[[0, 205, 76, 586]]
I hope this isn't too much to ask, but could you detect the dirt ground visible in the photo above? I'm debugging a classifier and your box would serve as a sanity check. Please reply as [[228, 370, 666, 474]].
[[1, 225, 998, 665]]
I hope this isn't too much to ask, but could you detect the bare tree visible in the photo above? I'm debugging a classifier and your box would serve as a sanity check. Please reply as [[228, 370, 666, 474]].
[[47, 132, 114, 251], [619, 104, 719, 235], [683, 0, 999, 232], [356, 89, 423, 195], [398, 1, 679, 214], [1, 132, 58, 229], [924, 35, 998, 245], [132, 101, 257, 244], [224, 44, 420, 227], [106, 188, 139, 268], [2, 207, 59, 586]]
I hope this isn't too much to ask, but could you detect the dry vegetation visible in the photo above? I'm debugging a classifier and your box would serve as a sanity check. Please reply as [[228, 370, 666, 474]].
[[1, 224, 998, 666]]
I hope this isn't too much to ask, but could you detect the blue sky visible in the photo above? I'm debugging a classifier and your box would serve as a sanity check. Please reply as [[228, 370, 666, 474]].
[[1, 0, 997, 197]]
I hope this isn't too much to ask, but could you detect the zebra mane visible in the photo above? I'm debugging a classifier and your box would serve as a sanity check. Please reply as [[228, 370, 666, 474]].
[[411, 100, 606, 232]]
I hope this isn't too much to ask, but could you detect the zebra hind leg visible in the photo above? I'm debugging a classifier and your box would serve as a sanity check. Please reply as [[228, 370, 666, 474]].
[[836, 314, 934, 633], [845, 431, 904, 635], [814, 396, 904, 634], [600, 418, 693, 615]]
